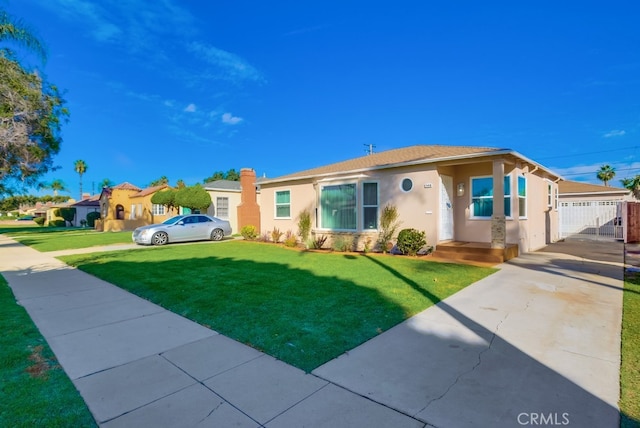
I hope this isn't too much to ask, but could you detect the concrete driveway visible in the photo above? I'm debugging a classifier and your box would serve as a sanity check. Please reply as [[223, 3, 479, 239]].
[[314, 240, 624, 427]]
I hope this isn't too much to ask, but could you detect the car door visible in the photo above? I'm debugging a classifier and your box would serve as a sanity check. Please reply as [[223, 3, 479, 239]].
[[194, 215, 212, 239], [172, 215, 197, 242]]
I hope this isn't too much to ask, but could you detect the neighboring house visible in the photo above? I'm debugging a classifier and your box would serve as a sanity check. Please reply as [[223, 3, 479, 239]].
[[557, 180, 633, 240], [97, 183, 175, 232], [70, 195, 100, 227], [203, 170, 262, 234], [259, 145, 563, 259]]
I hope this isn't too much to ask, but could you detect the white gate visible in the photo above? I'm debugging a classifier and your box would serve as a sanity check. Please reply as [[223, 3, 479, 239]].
[[559, 200, 623, 240]]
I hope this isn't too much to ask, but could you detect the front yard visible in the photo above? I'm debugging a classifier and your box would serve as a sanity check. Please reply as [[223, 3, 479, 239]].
[[1, 226, 132, 252], [60, 241, 496, 372]]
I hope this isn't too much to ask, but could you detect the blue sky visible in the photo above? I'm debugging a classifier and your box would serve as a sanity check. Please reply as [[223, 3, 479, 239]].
[[3, 0, 640, 198]]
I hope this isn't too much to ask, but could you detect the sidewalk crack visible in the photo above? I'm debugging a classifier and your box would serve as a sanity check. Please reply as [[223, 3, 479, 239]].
[[417, 311, 510, 416]]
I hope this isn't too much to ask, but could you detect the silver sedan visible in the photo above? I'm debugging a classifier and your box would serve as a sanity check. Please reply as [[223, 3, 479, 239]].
[[132, 214, 232, 246]]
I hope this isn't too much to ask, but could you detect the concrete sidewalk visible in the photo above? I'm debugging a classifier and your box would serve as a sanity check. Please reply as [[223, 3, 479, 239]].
[[0, 235, 625, 427]]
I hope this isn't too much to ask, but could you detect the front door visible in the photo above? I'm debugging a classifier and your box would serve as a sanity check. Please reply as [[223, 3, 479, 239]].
[[440, 175, 454, 241]]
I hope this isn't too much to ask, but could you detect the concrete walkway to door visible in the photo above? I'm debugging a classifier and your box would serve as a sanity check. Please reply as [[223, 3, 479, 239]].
[[314, 239, 624, 427]]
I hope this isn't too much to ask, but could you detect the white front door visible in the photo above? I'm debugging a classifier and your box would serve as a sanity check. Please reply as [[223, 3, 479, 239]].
[[440, 175, 454, 241]]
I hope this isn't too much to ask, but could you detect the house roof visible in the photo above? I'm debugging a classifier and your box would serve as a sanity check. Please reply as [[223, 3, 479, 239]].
[[130, 184, 171, 198], [260, 145, 560, 184], [112, 182, 142, 191], [203, 180, 242, 192], [558, 180, 630, 196], [71, 195, 100, 207]]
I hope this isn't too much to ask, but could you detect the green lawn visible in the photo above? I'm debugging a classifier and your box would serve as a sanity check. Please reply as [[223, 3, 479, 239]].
[[0, 276, 96, 427], [60, 241, 496, 372], [3, 227, 132, 252], [620, 272, 640, 428]]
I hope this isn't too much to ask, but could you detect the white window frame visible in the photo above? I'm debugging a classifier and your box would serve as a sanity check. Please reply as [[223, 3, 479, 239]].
[[470, 175, 512, 219], [362, 181, 379, 230], [129, 204, 136, 220], [517, 175, 527, 219], [318, 181, 358, 231], [216, 197, 229, 218], [275, 190, 291, 219], [546, 181, 553, 208], [152, 204, 166, 216]]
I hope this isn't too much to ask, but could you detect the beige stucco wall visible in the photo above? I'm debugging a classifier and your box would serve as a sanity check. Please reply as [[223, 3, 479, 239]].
[[206, 190, 242, 233], [260, 157, 560, 253]]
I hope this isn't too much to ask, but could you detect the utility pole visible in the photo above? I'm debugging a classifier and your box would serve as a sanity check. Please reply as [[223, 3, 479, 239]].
[[364, 144, 376, 155]]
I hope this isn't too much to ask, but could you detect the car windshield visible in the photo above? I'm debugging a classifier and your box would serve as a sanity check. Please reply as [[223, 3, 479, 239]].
[[162, 215, 185, 225]]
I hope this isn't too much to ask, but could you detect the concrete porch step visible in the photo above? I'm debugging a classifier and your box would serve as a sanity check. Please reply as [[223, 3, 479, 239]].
[[432, 241, 519, 264]]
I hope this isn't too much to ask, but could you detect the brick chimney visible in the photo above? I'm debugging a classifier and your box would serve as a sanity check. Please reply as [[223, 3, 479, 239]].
[[237, 168, 261, 232]]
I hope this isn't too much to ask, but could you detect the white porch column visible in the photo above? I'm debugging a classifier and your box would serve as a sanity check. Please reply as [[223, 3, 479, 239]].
[[491, 159, 506, 249]]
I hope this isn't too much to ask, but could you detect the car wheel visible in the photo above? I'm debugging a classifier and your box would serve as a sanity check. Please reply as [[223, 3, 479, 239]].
[[210, 228, 224, 241], [152, 232, 169, 246]]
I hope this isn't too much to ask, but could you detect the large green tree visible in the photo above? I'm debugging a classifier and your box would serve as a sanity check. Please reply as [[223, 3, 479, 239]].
[[0, 10, 67, 195], [596, 164, 616, 187], [175, 184, 211, 212], [150, 188, 177, 214]]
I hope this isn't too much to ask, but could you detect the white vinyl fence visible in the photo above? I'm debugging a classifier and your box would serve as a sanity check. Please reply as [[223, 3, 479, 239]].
[[559, 200, 623, 240]]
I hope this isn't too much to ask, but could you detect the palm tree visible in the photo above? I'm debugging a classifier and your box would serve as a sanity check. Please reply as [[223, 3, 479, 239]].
[[49, 179, 66, 196], [99, 178, 114, 189], [74, 160, 88, 199], [149, 176, 169, 186], [0, 10, 46, 60], [621, 176, 640, 199], [596, 165, 616, 187]]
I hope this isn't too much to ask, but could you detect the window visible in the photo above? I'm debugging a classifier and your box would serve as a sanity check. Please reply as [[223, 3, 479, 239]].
[[470, 176, 511, 218], [518, 176, 526, 218], [363, 182, 378, 229], [116, 204, 125, 220], [130, 204, 136, 220], [216, 197, 229, 218], [321, 183, 356, 230], [152, 204, 165, 215], [547, 182, 552, 207], [275, 190, 291, 218], [401, 178, 413, 192]]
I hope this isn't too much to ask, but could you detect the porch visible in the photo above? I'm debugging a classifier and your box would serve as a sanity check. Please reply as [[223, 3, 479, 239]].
[[431, 241, 519, 265]]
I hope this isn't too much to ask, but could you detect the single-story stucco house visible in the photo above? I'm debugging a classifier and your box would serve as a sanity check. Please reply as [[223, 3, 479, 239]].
[[258, 145, 563, 262], [203, 172, 262, 235]]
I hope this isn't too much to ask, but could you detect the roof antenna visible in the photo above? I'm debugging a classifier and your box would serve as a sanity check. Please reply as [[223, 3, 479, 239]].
[[364, 143, 376, 155]]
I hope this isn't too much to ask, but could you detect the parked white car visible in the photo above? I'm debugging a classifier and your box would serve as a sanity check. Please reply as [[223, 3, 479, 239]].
[[132, 214, 232, 246]]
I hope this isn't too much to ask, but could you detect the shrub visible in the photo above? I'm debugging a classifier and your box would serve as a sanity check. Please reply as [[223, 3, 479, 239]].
[[297, 209, 312, 242], [397, 228, 427, 256], [34, 216, 45, 226], [283, 230, 298, 247], [310, 235, 327, 250], [49, 219, 66, 227], [240, 225, 258, 240], [57, 207, 76, 226], [271, 227, 283, 243], [377, 204, 401, 253], [80, 219, 87, 227], [86, 211, 100, 227], [332, 235, 352, 252], [258, 232, 270, 242]]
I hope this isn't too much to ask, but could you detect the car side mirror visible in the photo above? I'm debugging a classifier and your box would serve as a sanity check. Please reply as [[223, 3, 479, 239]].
[[177, 220, 185, 225]]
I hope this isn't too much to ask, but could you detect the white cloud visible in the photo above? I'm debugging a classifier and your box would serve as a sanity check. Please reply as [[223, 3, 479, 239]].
[[184, 103, 197, 112], [551, 161, 640, 185], [222, 112, 243, 125], [186, 41, 264, 83], [604, 129, 626, 138]]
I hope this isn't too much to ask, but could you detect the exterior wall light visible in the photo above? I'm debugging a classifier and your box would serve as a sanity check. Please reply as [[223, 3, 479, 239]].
[[457, 182, 465, 197]]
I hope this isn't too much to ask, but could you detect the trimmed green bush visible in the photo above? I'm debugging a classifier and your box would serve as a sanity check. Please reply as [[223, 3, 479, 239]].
[[34, 216, 45, 226], [241, 225, 258, 240], [86, 211, 100, 227], [397, 228, 427, 256], [48, 219, 66, 227]]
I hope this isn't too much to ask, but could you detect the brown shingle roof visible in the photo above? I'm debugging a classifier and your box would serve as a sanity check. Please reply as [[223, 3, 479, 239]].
[[265, 145, 507, 182], [131, 184, 171, 198], [559, 180, 629, 195]]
